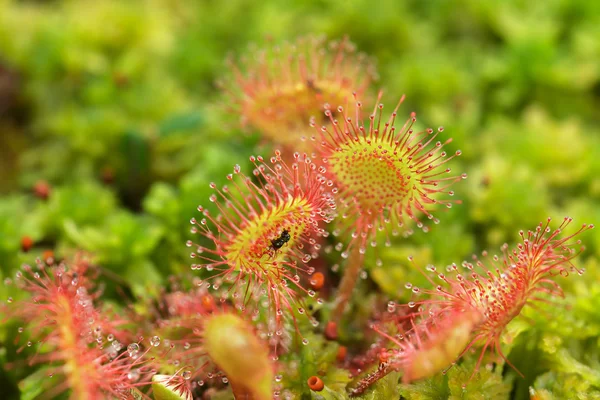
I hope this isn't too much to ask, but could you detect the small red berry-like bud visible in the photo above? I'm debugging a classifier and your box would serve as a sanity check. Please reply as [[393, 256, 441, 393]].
[[112, 72, 129, 88], [309, 272, 325, 291], [33, 180, 51, 200], [200, 294, 215, 313], [20, 236, 34, 252], [41, 250, 54, 265], [378, 349, 392, 364], [336, 345, 347, 362], [307, 376, 324, 391], [324, 320, 338, 340], [101, 166, 115, 184]]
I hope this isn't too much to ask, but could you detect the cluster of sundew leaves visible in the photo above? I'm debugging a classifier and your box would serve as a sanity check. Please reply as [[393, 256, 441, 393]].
[[1, 0, 600, 399], [0, 51, 596, 400], [185, 38, 591, 400], [3, 256, 160, 399], [3, 254, 288, 400], [358, 218, 593, 392]]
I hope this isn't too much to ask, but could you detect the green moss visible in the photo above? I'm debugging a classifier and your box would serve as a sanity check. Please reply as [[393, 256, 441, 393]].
[[0, 0, 598, 398]]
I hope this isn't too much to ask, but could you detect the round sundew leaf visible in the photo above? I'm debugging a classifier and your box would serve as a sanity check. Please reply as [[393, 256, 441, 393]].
[[219, 36, 377, 153], [152, 374, 192, 400]]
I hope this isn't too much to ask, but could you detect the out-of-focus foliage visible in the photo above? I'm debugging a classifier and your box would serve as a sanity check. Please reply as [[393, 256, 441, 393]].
[[0, 0, 599, 398]]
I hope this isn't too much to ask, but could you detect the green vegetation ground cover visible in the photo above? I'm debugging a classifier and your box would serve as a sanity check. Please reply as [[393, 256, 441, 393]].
[[1, 0, 599, 399]]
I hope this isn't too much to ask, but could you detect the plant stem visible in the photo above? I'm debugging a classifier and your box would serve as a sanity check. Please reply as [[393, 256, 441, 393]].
[[331, 245, 365, 324], [347, 363, 393, 397], [57, 294, 91, 400]]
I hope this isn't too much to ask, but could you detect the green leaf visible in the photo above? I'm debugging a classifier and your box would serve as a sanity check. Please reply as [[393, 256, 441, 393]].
[[447, 363, 511, 400], [398, 373, 450, 400], [532, 371, 600, 399], [18, 368, 53, 400], [158, 112, 203, 137], [142, 182, 180, 227], [311, 385, 348, 400]]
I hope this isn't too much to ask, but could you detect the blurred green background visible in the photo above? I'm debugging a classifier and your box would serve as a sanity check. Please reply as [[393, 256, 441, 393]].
[[1, 0, 599, 399]]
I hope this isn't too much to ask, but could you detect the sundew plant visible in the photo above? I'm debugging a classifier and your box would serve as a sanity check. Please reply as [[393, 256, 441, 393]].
[[1, 1, 599, 400]]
